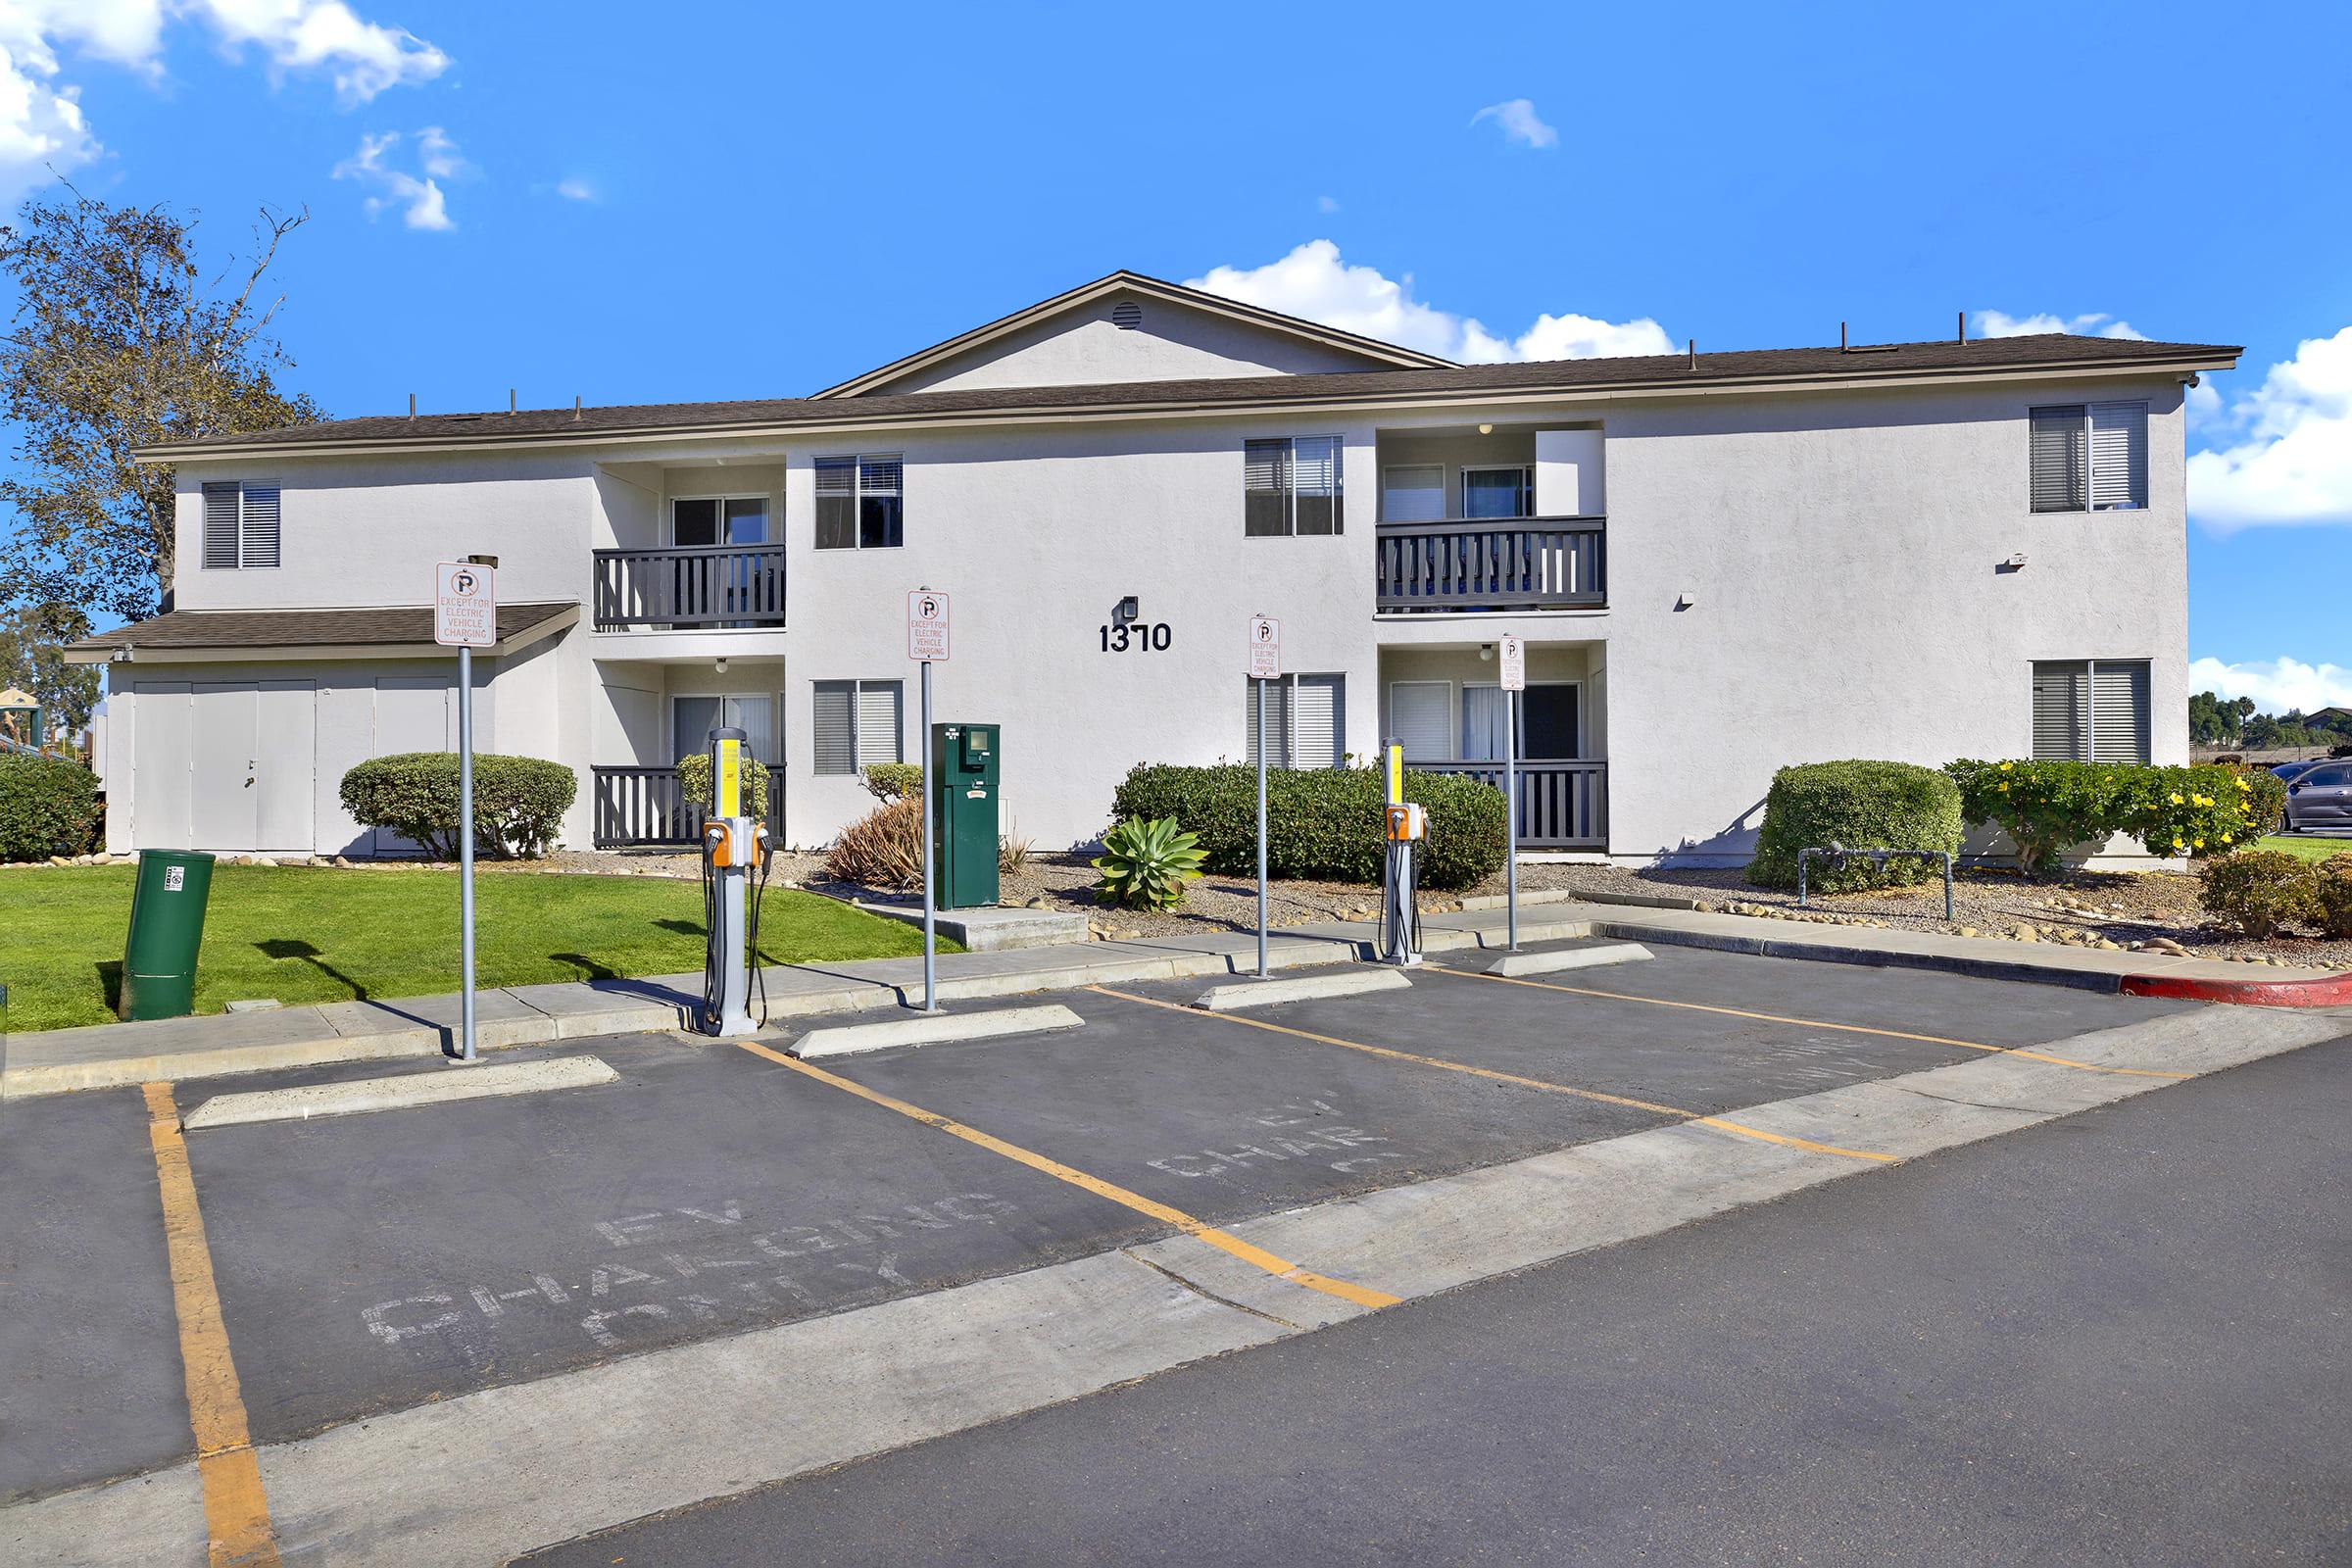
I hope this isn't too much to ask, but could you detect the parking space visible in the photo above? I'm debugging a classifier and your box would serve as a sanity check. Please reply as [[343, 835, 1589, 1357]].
[[0, 1088, 192, 1501], [179, 1034, 1138, 1445], [2, 937, 2227, 1513]]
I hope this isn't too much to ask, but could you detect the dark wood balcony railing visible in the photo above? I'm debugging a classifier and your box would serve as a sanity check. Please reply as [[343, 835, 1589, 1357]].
[[1409, 759, 1606, 849], [1375, 516, 1605, 612], [593, 543, 787, 629], [592, 765, 783, 848]]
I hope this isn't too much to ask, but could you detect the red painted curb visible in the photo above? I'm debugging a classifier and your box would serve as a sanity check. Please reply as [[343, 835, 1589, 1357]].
[[2119, 970, 2352, 1007]]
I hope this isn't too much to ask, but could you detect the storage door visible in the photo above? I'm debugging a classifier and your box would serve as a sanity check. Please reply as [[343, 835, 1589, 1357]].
[[191, 683, 261, 850], [133, 682, 194, 850], [255, 680, 318, 852]]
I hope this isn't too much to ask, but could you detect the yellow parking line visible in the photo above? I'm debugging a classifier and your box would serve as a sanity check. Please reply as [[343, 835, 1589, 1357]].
[[1433, 967, 2192, 1080], [1087, 988, 1897, 1165], [141, 1083, 281, 1568], [726, 1038, 1400, 1312]]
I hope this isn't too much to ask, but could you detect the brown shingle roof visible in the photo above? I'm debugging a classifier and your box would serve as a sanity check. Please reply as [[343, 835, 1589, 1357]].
[[142, 333, 2238, 459], [68, 601, 576, 657]]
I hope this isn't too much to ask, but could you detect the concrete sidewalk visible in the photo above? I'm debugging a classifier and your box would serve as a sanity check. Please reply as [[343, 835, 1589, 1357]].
[[4, 901, 2337, 1099]]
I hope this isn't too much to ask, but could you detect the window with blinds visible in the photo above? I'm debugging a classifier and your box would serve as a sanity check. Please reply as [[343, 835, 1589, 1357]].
[[2032, 660, 2150, 762], [814, 455, 905, 549], [1244, 435, 1344, 537], [2030, 404, 2146, 513], [812, 679, 904, 773], [1388, 681, 1451, 760], [200, 480, 281, 569], [1381, 465, 1446, 522], [1246, 673, 1346, 768]]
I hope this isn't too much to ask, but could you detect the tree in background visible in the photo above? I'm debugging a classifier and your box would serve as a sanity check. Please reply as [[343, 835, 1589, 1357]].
[[2189, 690, 2241, 747], [0, 604, 100, 735], [0, 184, 324, 635]]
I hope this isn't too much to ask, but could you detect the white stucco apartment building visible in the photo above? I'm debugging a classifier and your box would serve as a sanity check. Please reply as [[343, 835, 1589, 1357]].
[[71, 271, 2238, 865]]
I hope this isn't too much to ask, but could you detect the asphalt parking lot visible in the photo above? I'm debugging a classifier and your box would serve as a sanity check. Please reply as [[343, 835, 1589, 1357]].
[[0, 939, 2216, 1512]]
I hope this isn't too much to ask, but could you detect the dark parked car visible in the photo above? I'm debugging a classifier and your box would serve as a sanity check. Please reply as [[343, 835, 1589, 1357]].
[[2281, 761, 2352, 833], [2271, 759, 2327, 783]]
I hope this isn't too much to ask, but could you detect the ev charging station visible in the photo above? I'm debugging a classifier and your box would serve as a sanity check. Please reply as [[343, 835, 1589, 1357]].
[[1379, 740, 1426, 966], [698, 724, 772, 1037]]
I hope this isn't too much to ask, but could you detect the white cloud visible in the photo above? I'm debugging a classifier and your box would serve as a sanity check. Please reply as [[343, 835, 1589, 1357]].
[[2185, 325, 2352, 533], [1188, 240, 1671, 365], [1470, 97, 1556, 150], [2188, 656, 2352, 713], [554, 176, 595, 202], [0, 0, 445, 198], [333, 126, 456, 229], [1974, 309, 2148, 341]]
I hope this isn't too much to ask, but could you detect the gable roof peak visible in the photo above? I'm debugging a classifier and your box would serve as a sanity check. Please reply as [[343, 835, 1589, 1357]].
[[812, 269, 1455, 398]]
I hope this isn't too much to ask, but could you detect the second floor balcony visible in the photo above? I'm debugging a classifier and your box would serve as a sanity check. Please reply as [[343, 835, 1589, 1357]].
[[593, 543, 788, 631], [1374, 515, 1606, 613]]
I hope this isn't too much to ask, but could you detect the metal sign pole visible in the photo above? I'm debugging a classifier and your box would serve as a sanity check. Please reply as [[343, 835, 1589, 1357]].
[[1255, 675, 1268, 979], [1505, 686, 1519, 953], [458, 642, 477, 1060], [920, 658, 939, 1013]]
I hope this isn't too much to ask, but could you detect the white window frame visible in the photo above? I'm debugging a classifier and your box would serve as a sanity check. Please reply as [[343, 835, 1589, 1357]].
[[1458, 464, 1536, 520], [199, 479, 281, 570], [1380, 465, 1446, 523], [2030, 402, 2147, 514], [811, 677, 905, 775], [1246, 672, 1347, 769], [668, 692, 779, 765], [667, 493, 772, 547], [1244, 435, 1346, 538], [1386, 679, 1454, 760], [813, 455, 905, 551], [2031, 659, 2151, 763]]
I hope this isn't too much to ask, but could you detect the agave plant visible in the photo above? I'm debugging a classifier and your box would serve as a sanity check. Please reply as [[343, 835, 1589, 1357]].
[[1092, 816, 1205, 910]]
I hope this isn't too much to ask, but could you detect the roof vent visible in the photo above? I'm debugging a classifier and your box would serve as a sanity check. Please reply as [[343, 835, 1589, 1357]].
[[1110, 300, 1143, 330]]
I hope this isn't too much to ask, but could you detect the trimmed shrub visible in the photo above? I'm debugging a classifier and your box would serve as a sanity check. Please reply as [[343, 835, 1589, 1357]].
[[2230, 764, 2289, 833], [823, 796, 923, 889], [339, 753, 577, 859], [2314, 854, 2352, 940], [1948, 760, 2269, 873], [1108, 763, 1505, 891], [1093, 816, 1205, 909], [2197, 849, 2319, 938], [861, 761, 922, 804], [1745, 761, 1962, 893], [0, 754, 101, 861], [674, 751, 773, 819]]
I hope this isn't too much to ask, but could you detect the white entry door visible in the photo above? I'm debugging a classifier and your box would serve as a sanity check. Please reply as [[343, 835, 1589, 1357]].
[[133, 682, 195, 849], [191, 683, 260, 849]]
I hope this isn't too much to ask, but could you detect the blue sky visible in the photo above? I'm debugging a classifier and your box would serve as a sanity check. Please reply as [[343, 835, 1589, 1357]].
[[7, 1, 2347, 708]]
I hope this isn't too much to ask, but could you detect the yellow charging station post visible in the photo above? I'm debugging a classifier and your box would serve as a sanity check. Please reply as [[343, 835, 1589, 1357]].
[[701, 727, 761, 1036]]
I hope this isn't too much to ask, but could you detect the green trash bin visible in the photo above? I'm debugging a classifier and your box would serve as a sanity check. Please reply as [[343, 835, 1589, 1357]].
[[121, 850, 217, 1021]]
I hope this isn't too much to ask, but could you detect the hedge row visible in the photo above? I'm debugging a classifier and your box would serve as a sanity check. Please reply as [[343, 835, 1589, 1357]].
[[1746, 761, 1961, 892], [1109, 762, 1505, 890], [1946, 759, 2274, 874], [339, 753, 577, 859], [0, 754, 101, 861]]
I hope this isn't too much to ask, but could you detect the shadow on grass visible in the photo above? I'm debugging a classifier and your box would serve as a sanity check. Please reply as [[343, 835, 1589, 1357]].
[[94, 958, 122, 1012], [551, 952, 618, 982], [255, 938, 372, 1001], [655, 918, 707, 938]]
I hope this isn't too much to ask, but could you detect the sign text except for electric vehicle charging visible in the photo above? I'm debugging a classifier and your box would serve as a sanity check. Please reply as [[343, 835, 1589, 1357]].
[[907, 590, 951, 662], [434, 562, 496, 648], [1498, 633, 1525, 693], [1247, 616, 1281, 680]]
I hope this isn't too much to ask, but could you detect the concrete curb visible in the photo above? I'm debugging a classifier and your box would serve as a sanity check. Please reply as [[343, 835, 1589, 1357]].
[[1485, 942, 1652, 978], [1192, 968, 1412, 1011], [1590, 920, 2132, 993], [789, 1004, 1087, 1060], [181, 1055, 619, 1130]]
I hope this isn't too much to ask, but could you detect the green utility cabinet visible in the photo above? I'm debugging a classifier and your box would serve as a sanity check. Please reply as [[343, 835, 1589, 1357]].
[[930, 721, 1000, 909]]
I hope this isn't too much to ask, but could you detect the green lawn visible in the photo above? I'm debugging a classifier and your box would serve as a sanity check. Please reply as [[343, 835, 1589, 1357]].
[[2254, 834, 2352, 864], [0, 865, 956, 1033]]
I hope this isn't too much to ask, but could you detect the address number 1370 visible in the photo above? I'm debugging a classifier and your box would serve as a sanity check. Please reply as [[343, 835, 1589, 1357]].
[[1099, 621, 1173, 653]]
